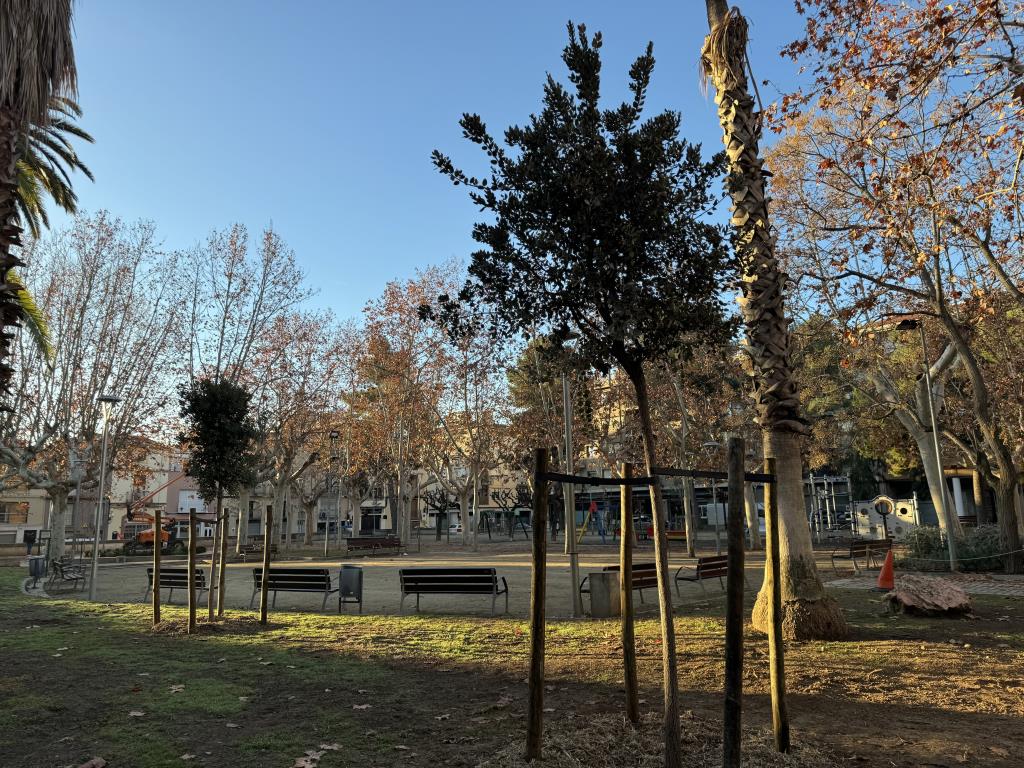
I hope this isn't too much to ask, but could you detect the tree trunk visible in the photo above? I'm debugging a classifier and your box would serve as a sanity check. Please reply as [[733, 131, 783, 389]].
[[703, 4, 847, 640], [0, 108, 28, 398], [744, 481, 761, 550], [303, 501, 315, 546], [235, 487, 251, 554], [973, 471, 993, 525], [259, 501, 274, 625], [627, 364, 681, 768], [914, 431, 961, 537], [48, 491, 69, 560], [752, 432, 847, 640], [994, 479, 1023, 573]]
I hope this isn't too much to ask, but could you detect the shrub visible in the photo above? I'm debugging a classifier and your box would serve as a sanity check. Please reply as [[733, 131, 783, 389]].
[[900, 524, 1005, 572]]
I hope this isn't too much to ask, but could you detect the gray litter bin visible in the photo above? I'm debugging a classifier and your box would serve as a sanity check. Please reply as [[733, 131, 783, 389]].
[[28, 556, 47, 587], [339, 565, 363, 613], [588, 571, 620, 618]]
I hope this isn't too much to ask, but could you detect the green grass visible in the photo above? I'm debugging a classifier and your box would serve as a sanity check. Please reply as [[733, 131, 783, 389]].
[[3, 568, 1024, 767]]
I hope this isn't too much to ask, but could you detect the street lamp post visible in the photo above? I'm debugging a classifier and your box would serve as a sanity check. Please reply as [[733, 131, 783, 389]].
[[326, 430, 340, 558], [561, 374, 583, 618], [89, 394, 121, 601], [703, 441, 723, 555], [895, 318, 958, 571]]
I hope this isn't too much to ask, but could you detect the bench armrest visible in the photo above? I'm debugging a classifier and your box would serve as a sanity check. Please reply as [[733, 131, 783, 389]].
[[674, 564, 697, 582]]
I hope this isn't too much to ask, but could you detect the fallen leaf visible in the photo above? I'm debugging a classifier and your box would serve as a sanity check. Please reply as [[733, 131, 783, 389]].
[[217, 657, 227, 663], [238, 696, 249, 702], [128, 711, 145, 718], [169, 684, 185, 694], [179, 755, 196, 761], [57, 647, 69, 651], [52, 653, 63, 658], [319, 743, 340, 751], [259, 661, 273, 666], [353, 704, 372, 710], [225, 723, 240, 728], [435, 713, 451, 721], [542, 708, 554, 713], [394, 745, 410, 750]]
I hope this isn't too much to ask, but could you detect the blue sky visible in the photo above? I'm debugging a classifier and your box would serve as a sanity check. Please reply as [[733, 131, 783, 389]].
[[64, 1, 805, 317]]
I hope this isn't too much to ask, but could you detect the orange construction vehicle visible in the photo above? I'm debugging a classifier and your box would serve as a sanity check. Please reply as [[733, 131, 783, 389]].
[[123, 473, 188, 555]]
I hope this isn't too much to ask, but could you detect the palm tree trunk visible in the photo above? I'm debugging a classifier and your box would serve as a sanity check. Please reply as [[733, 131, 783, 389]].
[[703, 3, 847, 639], [627, 363, 681, 768], [0, 109, 28, 397]]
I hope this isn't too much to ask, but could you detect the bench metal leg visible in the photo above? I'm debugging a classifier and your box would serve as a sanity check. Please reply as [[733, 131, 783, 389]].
[[699, 580, 707, 596], [399, 594, 406, 614], [272, 591, 277, 608], [491, 594, 496, 615], [505, 591, 509, 614], [249, 589, 257, 609], [322, 592, 329, 611], [143, 586, 151, 603]]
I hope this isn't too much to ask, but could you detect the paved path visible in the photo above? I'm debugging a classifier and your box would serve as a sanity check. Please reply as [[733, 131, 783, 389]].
[[55, 546, 769, 619], [829, 573, 1024, 597]]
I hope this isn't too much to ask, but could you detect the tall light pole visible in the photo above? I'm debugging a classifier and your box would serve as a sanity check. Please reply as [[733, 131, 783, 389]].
[[89, 394, 121, 601], [561, 374, 583, 618], [703, 441, 723, 555], [895, 318, 958, 570], [326, 430, 340, 558]]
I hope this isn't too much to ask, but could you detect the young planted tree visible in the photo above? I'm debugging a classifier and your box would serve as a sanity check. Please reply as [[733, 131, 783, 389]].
[[0, 0, 77, 396], [434, 24, 734, 764], [701, 2, 849, 637], [178, 379, 258, 632]]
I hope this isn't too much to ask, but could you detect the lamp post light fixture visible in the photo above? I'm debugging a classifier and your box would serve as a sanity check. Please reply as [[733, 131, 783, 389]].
[[326, 430, 340, 558], [88, 394, 121, 601], [894, 317, 958, 571]]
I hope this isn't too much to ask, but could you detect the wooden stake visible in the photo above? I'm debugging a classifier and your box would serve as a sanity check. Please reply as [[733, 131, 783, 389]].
[[259, 502, 274, 625], [207, 490, 220, 622], [217, 495, 229, 617], [723, 437, 745, 767], [152, 506, 161, 626], [187, 509, 197, 634], [620, 462, 640, 723], [764, 457, 790, 752], [525, 448, 548, 761]]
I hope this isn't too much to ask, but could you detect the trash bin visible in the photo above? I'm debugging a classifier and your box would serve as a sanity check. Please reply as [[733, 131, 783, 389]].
[[588, 571, 620, 618], [28, 555, 47, 588], [339, 565, 363, 613]]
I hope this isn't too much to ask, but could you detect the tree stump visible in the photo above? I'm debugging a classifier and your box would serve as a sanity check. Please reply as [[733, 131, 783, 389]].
[[884, 575, 972, 616]]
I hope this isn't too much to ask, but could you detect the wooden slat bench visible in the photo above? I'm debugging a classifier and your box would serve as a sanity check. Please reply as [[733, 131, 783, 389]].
[[579, 562, 659, 605], [674, 555, 741, 596], [399, 567, 508, 614], [237, 543, 278, 563], [47, 558, 86, 591], [666, 530, 687, 547], [831, 538, 892, 574], [346, 536, 401, 556], [144, 567, 208, 604], [249, 568, 338, 611]]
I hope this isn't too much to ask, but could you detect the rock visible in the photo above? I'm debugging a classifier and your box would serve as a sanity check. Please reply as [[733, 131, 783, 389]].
[[884, 575, 972, 616]]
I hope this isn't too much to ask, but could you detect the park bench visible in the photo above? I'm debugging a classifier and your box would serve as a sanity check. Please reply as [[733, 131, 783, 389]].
[[398, 567, 509, 614], [249, 567, 338, 611], [47, 557, 86, 591], [831, 538, 892, 574], [237, 542, 277, 563], [346, 535, 401, 556], [674, 555, 742, 596], [666, 530, 687, 547], [579, 562, 659, 605], [144, 567, 208, 604]]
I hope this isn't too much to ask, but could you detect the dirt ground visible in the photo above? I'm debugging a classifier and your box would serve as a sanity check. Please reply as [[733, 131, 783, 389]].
[[3, 543, 1023, 768]]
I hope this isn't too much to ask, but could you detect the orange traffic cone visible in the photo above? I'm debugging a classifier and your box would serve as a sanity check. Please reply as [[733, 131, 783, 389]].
[[876, 549, 895, 591]]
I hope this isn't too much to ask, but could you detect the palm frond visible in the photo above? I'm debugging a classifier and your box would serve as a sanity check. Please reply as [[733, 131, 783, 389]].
[[12, 95, 93, 236], [7, 270, 54, 366]]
